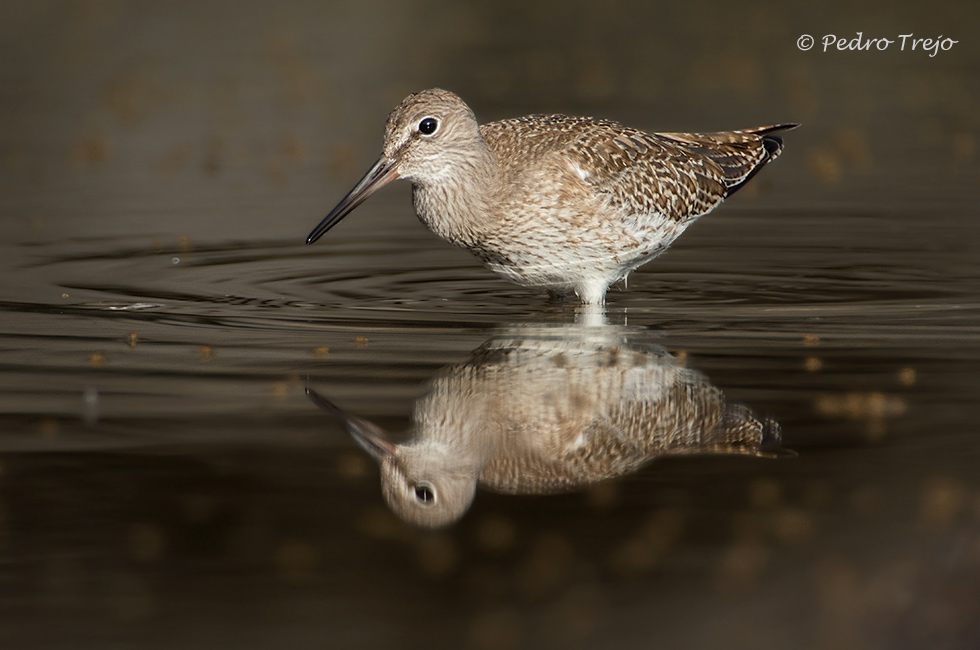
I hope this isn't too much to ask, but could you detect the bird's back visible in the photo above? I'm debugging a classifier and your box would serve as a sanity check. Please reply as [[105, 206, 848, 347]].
[[481, 115, 793, 224]]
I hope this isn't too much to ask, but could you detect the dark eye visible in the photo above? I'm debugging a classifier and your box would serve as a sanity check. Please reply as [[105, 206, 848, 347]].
[[418, 117, 438, 135], [414, 484, 435, 505]]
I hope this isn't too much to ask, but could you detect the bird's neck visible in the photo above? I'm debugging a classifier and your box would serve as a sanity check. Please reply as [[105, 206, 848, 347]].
[[411, 139, 499, 247]]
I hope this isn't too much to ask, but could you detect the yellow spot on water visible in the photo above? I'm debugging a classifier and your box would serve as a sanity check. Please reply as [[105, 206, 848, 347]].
[[919, 476, 967, 532], [127, 332, 138, 348], [199, 345, 214, 361], [814, 391, 907, 419], [354, 336, 369, 349], [898, 367, 917, 387], [336, 453, 369, 480], [772, 508, 815, 545], [280, 133, 307, 163], [806, 148, 842, 185], [90, 352, 106, 368], [833, 128, 872, 168], [70, 136, 109, 166], [814, 392, 907, 442], [39, 418, 59, 438], [327, 142, 357, 178], [313, 346, 329, 359]]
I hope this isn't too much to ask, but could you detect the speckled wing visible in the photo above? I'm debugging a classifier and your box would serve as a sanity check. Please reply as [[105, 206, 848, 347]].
[[657, 125, 794, 197], [482, 116, 794, 224], [572, 122, 794, 223]]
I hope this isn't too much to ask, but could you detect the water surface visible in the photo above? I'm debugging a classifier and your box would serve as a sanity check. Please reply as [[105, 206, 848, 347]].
[[2, 2, 979, 649]]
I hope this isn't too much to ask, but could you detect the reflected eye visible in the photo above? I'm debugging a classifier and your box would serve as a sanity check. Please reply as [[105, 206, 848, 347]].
[[414, 484, 436, 505], [418, 117, 438, 135]]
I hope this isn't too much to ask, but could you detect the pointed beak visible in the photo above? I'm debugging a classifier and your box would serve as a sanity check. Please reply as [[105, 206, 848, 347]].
[[306, 156, 400, 244], [305, 386, 396, 460]]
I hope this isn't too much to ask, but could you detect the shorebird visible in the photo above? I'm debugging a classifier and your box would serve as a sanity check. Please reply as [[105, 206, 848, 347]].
[[307, 89, 795, 303], [308, 321, 781, 528]]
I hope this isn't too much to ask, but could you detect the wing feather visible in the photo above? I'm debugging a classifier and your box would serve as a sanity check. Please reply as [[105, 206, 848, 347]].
[[481, 116, 795, 223]]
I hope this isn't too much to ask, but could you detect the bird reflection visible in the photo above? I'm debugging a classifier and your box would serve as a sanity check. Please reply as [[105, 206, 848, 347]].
[[308, 317, 781, 528]]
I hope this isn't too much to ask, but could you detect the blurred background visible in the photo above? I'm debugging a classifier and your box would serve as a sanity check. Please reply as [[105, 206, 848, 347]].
[[2, 0, 975, 242], [1, 1, 978, 649]]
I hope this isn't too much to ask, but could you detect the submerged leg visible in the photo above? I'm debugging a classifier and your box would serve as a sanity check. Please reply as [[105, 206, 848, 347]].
[[574, 280, 609, 305]]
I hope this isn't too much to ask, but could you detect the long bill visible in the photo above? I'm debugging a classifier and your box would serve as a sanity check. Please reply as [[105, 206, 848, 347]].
[[306, 156, 400, 244], [305, 386, 395, 460]]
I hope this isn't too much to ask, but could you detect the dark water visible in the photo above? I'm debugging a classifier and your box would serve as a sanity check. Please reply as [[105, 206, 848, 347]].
[[2, 2, 979, 649]]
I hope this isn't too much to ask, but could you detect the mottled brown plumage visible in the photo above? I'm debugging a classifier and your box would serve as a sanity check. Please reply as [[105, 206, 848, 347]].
[[308, 89, 795, 303], [309, 319, 781, 528]]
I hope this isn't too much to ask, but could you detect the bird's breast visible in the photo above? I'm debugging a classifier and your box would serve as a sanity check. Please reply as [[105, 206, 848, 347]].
[[412, 183, 491, 247]]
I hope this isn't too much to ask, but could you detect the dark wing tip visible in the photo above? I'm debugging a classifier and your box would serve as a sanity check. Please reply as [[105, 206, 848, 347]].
[[723, 125, 796, 198], [761, 417, 782, 448], [761, 133, 783, 157]]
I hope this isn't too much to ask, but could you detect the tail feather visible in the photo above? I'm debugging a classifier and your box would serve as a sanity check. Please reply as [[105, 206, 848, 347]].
[[722, 130, 788, 198], [728, 123, 797, 195], [662, 123, 797, 198]]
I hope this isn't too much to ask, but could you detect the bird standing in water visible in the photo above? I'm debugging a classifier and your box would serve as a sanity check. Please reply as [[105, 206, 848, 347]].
[[307, 89, 795, 304]]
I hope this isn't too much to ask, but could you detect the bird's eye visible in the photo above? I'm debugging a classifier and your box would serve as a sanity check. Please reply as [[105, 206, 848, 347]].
[[418, 117, 438, 135], [414, 484, 436, 505]]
